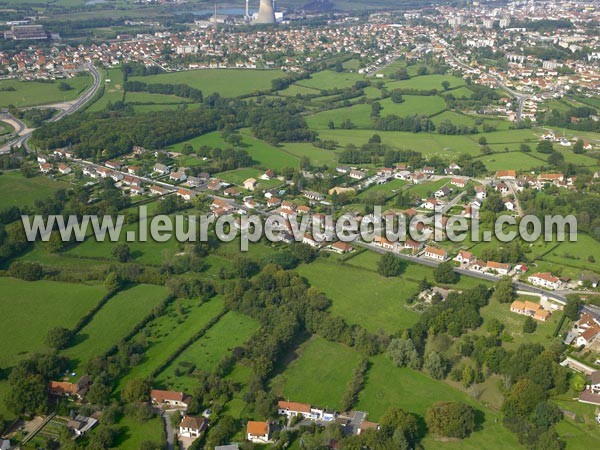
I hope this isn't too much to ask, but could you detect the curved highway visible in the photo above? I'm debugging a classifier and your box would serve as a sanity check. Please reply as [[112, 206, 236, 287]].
[[0, 64, 102, 154]]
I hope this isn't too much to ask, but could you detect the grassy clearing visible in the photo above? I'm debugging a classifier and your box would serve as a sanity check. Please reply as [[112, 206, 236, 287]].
[[407, 178, 450, 198], [296, 258, 420, 334], [0, 278, 105, 367], [316, 129, 482, 158], [117, 297, 226, 391], [124, 91, 193, 104], [63, 284, 169, 375], [216, 167, 281, 189], [168, 130, 298, 170], [157, 311, 259, 391], [114, 415, 165, 450], [476, 299, 559, 350], [356, 355, 523, 449], [88, 68, 124, 112], [476, 151, 545, 171], [295, 70, 365, 90], [270, 336, 362, 410], [279, 143, 338, 167], [130, 69, 283, 98], [0, 76, 92, 108], [0, 171, 68, 209], [385, 74, 465, 91], [542, 234, 600, 273]]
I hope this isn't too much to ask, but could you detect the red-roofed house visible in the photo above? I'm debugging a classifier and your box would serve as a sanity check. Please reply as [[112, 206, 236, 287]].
[[247, 421, 271, 444], [424, 246, 447, 262], [151, 390, 190, 408], [528, 272, 562, 290]]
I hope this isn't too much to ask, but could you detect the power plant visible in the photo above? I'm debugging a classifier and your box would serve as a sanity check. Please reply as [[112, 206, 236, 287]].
[[256, 0, 276, 24]]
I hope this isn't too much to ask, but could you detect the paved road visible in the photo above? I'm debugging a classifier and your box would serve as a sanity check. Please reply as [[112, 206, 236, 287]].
[[0, 64, 102, 154], [443, 46, 531, 121], [358, 241, 571, 304]]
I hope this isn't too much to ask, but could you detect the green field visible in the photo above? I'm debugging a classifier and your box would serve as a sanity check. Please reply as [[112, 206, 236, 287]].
[[124, 91, 193, 105], [385, 74, 465, 91], [63, 284, 169, 374], [305, 96, 447, 130], [118, 297, 226, 390], [168, 129, 299, 170], [0, 76, 92, 108], [157, 311, 259, 391], [114, 415, 165, 450], [542, 233, 600, 273], [0, 171, 68, 209], [279, 142, 338, 167], [316, 128, 482, 158], [130, 69, 284, 98], [294, 70, 365, 90], [0, 278, 106, 367], [476, 299, 559, 350], [356, 355, 523, 449], [270, 337, 363, 410], [216, 167, 282, 190], [296, 258, 420, 334], [88, 68, 124, 112]]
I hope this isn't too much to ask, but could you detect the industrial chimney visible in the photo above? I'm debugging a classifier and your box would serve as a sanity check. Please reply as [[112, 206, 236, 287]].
[[256, 0, 276, 24]]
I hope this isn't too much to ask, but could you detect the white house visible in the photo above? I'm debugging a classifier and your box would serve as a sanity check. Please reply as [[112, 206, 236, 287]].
[[528, 272, 562, 290], [247, 421, 271, 444], [475, 186, 487, 199], [58, 164, 72, 175], [349, 169, 366, 180], [454, 250, 475, 265], [243, 178, 258, 191], [424, 246, 448, 262], [153, 163, 170, 175], [503, 198, 515, 211], [177, 188, 194, 202], [434, 187, 451, 198], [421, 198, 439, 210], [170, 171, 187, 182], [179, 416, 208, 438], [150, 389, 190, 408]]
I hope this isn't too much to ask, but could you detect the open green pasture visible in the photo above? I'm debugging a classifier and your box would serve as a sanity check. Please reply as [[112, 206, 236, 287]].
[[118, 296, 225, 390], [296, 258, 420, 334], [156, 311, 259, 391], [0, 278, 105, 367], [270, 336, 363, 411], [63, 284, 169, 375], [130, 69, 283, 98], [0, 76, 92, 108], [0, 171, 68, 209]]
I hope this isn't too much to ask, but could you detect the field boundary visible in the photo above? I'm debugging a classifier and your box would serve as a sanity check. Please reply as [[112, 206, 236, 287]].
[[70, 286, 121, 336], [150, 307, 228, 379]]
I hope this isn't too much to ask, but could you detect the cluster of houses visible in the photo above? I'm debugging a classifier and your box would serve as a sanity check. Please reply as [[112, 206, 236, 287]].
[[565, 309, 600, 350], [246, 401, 380, 444], [150, 389, 214, 445]]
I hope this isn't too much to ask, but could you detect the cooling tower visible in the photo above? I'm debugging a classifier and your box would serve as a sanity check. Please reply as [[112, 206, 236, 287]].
[[256, 0, 276, 24]]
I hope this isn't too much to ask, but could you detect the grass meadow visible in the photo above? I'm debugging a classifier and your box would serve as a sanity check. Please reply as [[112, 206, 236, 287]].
[[0, 172, 68, 209], [0, 76, 92, 108], [168, 129, 299, 170], [114, 415, 165, 450], [0, 278, 105, 367], [63, 284, 169, 375], [117, 296, 226, 391], [270, 337, 363, 410], [156, 311, 259, 391], [296, 257, 421, 334], [130, 69, 284, 98]]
